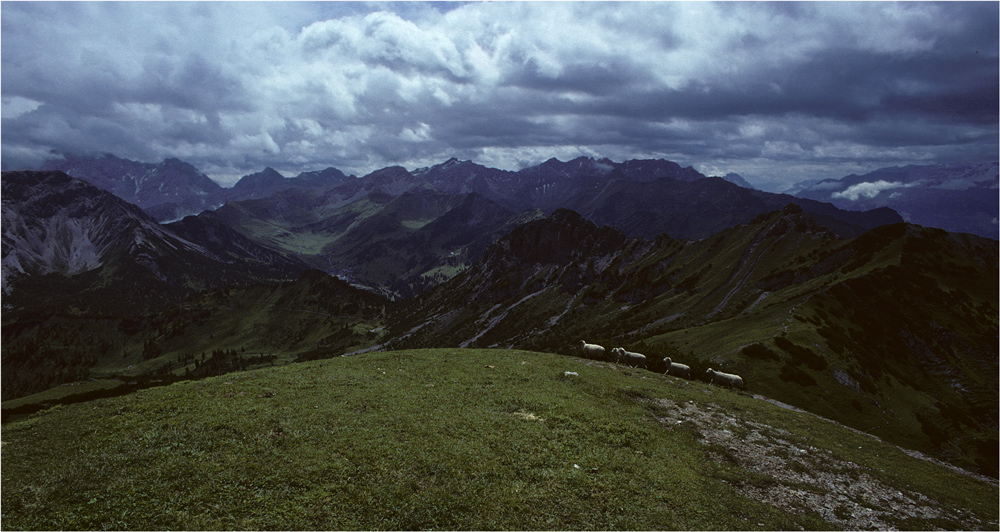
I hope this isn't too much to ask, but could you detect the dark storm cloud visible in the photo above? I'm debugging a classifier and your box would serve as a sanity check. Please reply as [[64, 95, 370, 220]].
[[2, 1, 996, 189]]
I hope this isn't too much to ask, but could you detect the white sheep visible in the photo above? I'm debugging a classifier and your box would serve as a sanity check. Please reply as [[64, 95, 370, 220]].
[[705, 368, 745, 390], [612, 347, 647, 369], [662, 357, 691, 379], [579, 340, 606, 360]]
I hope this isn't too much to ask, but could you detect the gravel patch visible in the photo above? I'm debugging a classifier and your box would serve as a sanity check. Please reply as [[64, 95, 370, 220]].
[[644, 397, 990, 530]]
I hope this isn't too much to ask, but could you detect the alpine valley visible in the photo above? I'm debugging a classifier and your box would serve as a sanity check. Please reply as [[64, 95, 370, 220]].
[[2, 153, 997, 496]]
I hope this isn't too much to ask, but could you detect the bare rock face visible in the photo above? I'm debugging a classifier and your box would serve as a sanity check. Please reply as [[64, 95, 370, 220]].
[[2, 170, 306, 313], [2, 170, 178, 279]]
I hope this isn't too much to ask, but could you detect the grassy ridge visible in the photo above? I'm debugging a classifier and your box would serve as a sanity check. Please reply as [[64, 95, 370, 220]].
[[390, 210, 998, 477], [2, 349, 995, 530]]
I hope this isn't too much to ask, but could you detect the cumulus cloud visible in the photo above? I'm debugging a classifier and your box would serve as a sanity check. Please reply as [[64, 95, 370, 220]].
[[1, 1, 996, 189]]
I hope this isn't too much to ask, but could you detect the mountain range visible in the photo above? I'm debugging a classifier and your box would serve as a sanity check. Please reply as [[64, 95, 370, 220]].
[[34, 152, 910, 297], [795, 162, 999, 239], [41, 153, 903, 236], [1, 171, 307, 315], [40, 153, 995, 242], [41, 153, 353, 222], [2, 154, 997, 479]]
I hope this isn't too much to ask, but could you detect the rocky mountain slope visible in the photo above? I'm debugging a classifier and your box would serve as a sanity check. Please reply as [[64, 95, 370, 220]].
[[795, 162, 999, 239], [1, 171, 307, 315], [40, 153, 224, 222]]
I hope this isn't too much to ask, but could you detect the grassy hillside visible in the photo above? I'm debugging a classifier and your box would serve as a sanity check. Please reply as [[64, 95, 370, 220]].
[[1, 270, 388, 401], [388, 207, 999, 477], [2, 349, 995, 530]]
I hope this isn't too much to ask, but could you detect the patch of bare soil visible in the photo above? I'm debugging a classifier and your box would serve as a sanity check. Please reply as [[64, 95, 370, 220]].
[[644, 397, 990, 530]]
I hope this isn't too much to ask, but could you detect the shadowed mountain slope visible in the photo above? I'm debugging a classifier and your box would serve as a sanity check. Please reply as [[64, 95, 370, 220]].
[[388, 205, 999, 476], [207, 181, 543, 298], [1, 268, 387, 401]]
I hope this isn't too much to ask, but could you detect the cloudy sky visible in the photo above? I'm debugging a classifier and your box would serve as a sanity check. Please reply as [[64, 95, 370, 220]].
[[2, 2, 997, 191]]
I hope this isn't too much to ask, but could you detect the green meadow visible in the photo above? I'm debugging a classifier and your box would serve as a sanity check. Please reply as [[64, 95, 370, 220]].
[[2, 349, 995, 530]]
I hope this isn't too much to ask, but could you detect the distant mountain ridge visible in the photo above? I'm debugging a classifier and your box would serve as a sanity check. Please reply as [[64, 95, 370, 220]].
[[40, 153, 224, 222], [1, 171, 307, 314], [38, 152, 905, 241], [225, 166, 351, 202], [795, 162, 999, 239], [39, 153, 353, 221], [409, 156, 901, 239]]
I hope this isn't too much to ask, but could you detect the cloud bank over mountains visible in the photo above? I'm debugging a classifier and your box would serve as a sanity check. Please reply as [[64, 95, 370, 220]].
[[2, 2, 997, 190], [832, 180, 916, 201]]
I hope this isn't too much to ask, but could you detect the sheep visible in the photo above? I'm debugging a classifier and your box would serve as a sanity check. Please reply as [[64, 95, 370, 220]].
[[579, 340, 606, 360], [705, 368, 745, 390], [662, 357, 691, 379], [612, 347, 648, 369]]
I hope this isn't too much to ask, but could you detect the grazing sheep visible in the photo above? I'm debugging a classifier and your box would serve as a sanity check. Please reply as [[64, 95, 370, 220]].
[[705, 368, 745, 390], [613, 347, 648, 369], [579, 340, 606, 360], [662, 357, 691, 379]]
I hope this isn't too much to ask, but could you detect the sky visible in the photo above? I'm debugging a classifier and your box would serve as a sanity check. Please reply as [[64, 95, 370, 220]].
[[2, 2, 997, 191]]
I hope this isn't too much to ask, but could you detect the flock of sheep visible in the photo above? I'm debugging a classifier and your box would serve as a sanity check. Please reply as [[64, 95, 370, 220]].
[[578, 340, 745, 390]]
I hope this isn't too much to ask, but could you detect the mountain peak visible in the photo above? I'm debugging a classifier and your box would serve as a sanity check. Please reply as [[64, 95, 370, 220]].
[[483, 207, 630, 270], [549, 207, 592, 227], [292, 167, 350, 185], [722, 172, 756, 189], [37, 153, 223, 221], [232, 167, 286, 190]]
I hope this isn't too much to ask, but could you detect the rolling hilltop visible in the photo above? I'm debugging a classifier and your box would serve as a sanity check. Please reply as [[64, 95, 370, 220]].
[[2, 349, 997, 530]]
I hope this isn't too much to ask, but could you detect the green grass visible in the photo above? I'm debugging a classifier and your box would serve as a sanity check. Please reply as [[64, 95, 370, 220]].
[[1, 379, 125, 411], [2, 349, 996, 530]]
